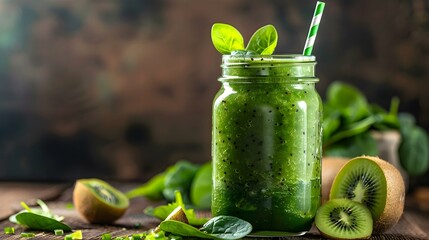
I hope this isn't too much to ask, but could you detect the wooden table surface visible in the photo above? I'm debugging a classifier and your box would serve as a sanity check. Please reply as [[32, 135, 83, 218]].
[[0, 182, 428, 240]]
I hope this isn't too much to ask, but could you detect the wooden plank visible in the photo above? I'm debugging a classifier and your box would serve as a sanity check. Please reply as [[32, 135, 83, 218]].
[[1, 202, 427, 239], [0, 182, 68, 220], [0, 198, 160, 239], [0, 183, 428, 239], [407, 187, 429, 236]]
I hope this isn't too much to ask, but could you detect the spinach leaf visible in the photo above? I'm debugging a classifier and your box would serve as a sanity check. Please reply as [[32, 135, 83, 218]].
[[160, 216, 252, 240], [126, 172, 166, 200], [190, 162, 212, 209], [322, 107, 341, 142], [145, 191, 209, 227], [324, 132, 378, 158], [398, 113, 429, 176], [326, 82, 370, 123], [322, 82, 428, 176], [200, 216, 252, 239], [324, 116, 376, 148], [126, 160, 199, 203], [371, 97, 400, 131], [163, 161, 199, 203], [398, 112, 415, 127], [14, 211, 71, 231], [9, 200, 69, 231], [246, 25, 278, 55], [160, 221, 212, 239], [211, 23, 245, 55]]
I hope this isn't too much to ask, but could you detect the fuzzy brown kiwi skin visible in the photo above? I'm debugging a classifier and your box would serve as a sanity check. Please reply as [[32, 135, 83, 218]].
[[73, 180, 129, 224], [154, 206, 188, 233], [322, 157, 349, 203], [353, 156, 405, 233]]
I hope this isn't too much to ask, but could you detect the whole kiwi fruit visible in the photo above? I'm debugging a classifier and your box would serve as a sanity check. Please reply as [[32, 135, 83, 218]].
[[322, 157, 348, 203], [330, 156, 405, 233], [73, 178, 129, 223], [315, 198, 373, 239]]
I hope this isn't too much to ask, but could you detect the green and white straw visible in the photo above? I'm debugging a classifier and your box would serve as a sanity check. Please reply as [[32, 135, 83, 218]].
[[303, 1, 325, 56]]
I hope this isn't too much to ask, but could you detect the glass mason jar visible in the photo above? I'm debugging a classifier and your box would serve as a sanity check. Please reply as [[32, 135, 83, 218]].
[[211, 54, 322, 235]]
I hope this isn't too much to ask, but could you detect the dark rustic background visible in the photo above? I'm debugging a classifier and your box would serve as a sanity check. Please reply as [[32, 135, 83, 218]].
[[0, 0, 428, 183]]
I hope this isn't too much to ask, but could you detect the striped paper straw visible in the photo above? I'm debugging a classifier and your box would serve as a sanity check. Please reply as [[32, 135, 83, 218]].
[[303, 1, 325, 56]]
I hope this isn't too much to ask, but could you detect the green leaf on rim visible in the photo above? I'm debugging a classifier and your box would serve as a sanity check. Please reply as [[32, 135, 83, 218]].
[[211, 23, 244, 54], [246, 25, 278, 55]]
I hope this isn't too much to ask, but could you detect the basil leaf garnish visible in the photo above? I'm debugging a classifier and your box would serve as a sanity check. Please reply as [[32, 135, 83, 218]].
[[246, 24, 278, 55], [211, 23, 245, 54]]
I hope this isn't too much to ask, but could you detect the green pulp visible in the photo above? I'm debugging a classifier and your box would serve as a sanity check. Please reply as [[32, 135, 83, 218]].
[[212, 55, 322, 233]]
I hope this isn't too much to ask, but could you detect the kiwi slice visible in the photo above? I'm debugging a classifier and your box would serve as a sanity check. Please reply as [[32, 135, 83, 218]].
[[330, 156, 405, 233], [330, 157, 387, 221], [315, 199, 373, 239], [73, 178, 129, 224]]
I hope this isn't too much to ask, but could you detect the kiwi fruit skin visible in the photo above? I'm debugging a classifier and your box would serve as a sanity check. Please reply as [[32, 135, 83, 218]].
[[315, 198, 373, 240], [330, 156, 405, 233], [165, 206, 189, 223], [322, 157, 348, 203], [73, 178, 130, 224], [154, 206, 188, 232], [330, 157, 388, 223], [367, 156, 405, 233]]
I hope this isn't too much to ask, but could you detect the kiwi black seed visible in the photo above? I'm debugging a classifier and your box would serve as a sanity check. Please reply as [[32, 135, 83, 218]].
[[90, 183, 119, 205], [330, 156, 405, 233], [73, 178, 129, 223], [315, 198, 373, 239], [330, 158, 387, 221]]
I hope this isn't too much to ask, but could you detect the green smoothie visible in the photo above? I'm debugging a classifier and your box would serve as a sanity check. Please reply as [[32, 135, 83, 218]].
[[212, 55, 322, 234]]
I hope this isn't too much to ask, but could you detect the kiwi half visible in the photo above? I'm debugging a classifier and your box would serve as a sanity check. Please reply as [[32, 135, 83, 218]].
[[73, 178, 129, 223], [315, 199, 373, 239], [330, 156, 405, 233]]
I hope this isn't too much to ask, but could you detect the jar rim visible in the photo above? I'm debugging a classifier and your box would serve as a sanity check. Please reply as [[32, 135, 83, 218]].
[[222, 54, 316, 63]]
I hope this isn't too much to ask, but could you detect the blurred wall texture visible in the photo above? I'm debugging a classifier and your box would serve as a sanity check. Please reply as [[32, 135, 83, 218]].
[[0, 0, 428, 181]]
